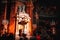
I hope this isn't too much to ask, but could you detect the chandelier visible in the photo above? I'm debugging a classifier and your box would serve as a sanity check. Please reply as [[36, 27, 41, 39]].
[[2, 20, 9, 25]]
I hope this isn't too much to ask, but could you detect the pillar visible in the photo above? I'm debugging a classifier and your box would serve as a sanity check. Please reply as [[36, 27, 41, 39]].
[[26, 1, 34, 35]]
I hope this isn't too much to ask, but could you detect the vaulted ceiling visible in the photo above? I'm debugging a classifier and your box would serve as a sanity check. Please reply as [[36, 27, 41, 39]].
[[0, 0, 57, 18]]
